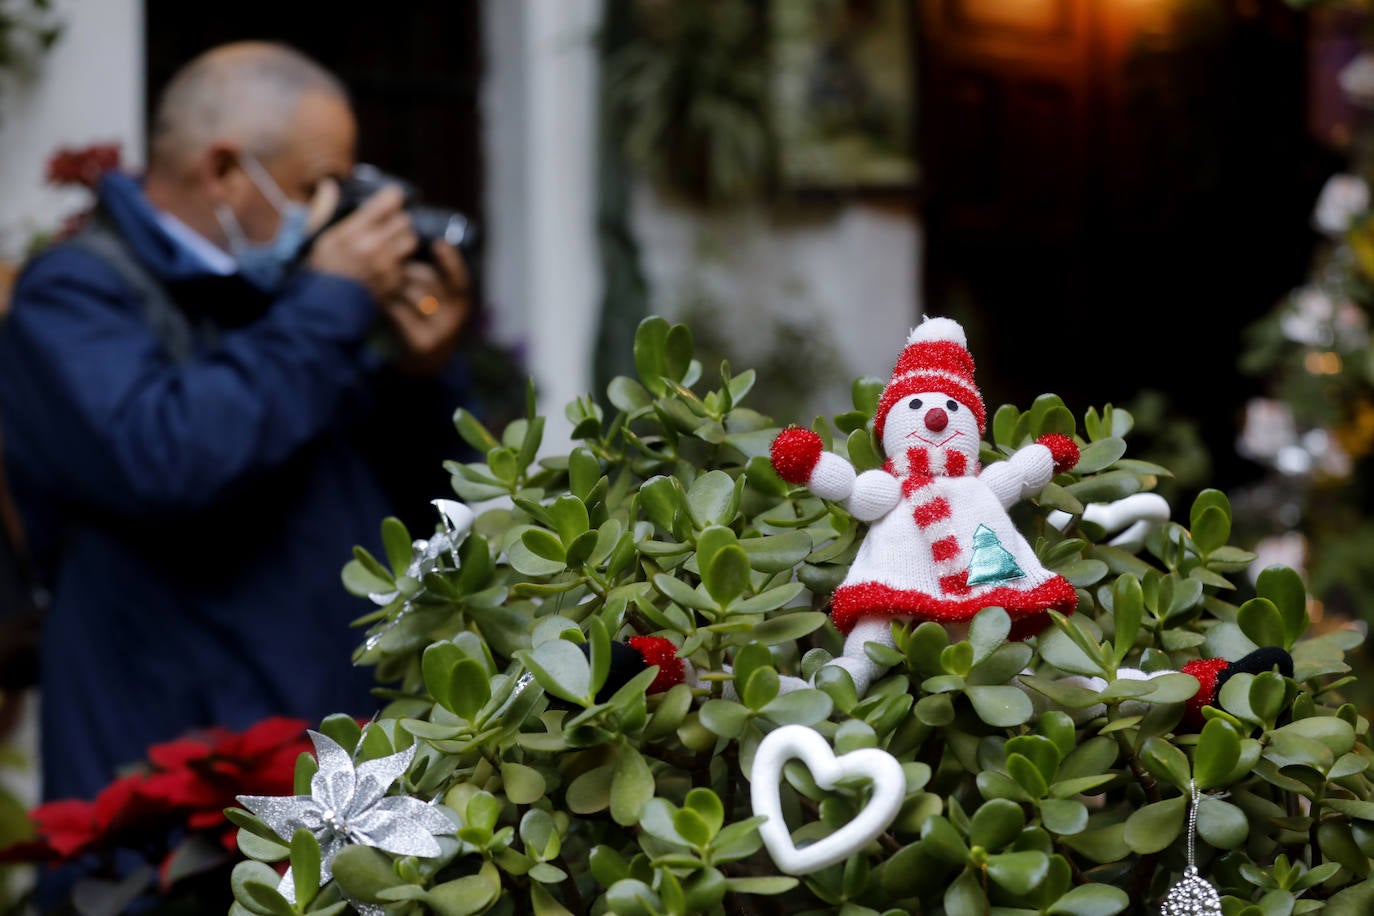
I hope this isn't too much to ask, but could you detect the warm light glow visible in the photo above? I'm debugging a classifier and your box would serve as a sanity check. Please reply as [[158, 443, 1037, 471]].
[[1305, 351, 1343, 375], [417, 295, 440, 316], [957, 0, 1063, 30]]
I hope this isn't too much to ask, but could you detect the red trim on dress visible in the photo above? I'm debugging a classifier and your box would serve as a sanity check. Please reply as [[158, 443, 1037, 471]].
[[829, 577, 1078, 636]]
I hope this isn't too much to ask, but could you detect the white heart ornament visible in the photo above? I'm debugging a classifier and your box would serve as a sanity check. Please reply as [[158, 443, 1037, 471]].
[[750, 725, 905, 875]]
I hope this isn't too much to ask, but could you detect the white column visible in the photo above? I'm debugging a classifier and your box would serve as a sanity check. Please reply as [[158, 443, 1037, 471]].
[[0, 3, 145, 884], [482, 0, 604, 454]]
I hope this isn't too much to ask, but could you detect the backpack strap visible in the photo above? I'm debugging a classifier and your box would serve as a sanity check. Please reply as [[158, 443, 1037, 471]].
[[65, 220, 197, 364]]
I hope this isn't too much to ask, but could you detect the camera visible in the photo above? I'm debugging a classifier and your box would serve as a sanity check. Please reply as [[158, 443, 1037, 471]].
[[321, 163, 480, 265]]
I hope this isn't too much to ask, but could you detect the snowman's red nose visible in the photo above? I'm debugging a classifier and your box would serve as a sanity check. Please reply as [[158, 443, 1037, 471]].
[[924, 408, 948, 432]]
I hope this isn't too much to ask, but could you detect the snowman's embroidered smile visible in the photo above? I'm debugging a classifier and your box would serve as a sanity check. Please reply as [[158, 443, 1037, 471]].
[[906, 429, 963, 447]]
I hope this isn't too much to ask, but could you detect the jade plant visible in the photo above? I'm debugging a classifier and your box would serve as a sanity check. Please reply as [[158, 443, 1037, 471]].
[[225, 316, 1374, 916]]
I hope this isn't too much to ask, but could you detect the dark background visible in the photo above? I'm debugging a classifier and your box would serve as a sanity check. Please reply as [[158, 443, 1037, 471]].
[[144, 0, 486, 306], [914, 0, 1336, 497]]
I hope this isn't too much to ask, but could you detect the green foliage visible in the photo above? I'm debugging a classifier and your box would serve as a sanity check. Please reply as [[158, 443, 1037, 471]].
[[235, 316, 1374, 915], [602, 0, 774, 206], [1234, 83, 1374, 630], [0, 0, 63, 131], [0, 696, 33, 913], [678, 295, 849, 432]]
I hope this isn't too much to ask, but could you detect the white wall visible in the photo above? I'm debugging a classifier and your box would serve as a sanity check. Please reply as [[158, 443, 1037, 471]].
[[0, 0, 145, 261], [481, 0, 604, 453], [0, 0, 144, 832], [631, 182, 922, 421], [480, 0, 922, 439]]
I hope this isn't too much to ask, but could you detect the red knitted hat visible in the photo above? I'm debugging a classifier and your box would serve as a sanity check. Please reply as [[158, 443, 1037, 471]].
[[875, 317, 986, 441]]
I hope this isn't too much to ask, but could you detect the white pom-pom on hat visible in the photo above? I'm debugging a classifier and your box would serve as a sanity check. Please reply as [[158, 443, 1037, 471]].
[[907, 315, 968, 348]]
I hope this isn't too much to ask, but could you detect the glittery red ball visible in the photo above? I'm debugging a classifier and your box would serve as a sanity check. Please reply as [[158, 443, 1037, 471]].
[[627, 636, 685, 694], [1037, 433, 1080, 475], [1181, 657, 1230, 730], [771, 426, 824, 484]]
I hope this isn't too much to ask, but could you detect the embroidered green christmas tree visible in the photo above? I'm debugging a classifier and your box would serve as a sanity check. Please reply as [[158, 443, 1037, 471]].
[[966, 523, 1025, 585]]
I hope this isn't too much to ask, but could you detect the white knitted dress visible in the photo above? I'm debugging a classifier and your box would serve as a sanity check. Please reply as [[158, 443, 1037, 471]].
[[830, 444, 1077, 640]]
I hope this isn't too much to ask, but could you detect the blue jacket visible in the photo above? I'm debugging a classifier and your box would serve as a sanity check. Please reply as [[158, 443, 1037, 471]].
[[0, 172, 478, 801]]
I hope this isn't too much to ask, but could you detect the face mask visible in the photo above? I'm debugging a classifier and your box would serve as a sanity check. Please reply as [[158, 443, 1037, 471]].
[[214, 154, 310, 293]]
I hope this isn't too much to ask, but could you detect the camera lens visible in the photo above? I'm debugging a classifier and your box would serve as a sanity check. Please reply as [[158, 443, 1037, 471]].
[[440, 213, 477, 252], [315, 164, 479, 265], [410, 205, 479, 259]]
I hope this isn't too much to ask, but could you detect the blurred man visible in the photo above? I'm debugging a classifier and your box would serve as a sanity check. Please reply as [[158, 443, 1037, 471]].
[[0, 42, 477, 802]]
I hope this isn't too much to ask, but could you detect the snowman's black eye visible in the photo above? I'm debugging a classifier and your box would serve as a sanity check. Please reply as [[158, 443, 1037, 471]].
[[947, 400, 959, 411], [909, 398, 922, 410]]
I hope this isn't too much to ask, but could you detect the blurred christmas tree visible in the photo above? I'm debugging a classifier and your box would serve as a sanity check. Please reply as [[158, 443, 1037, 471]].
[[1236, 0, 1374, 698]]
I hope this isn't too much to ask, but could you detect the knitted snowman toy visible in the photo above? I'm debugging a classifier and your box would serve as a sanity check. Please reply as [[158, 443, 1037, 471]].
[[764, 316, 1292, 709], [768, 316, 1079, 695]]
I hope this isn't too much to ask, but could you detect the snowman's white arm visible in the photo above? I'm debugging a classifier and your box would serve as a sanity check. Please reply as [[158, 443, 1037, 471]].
[[846, 469, 902, 521], [781, 449, 900, 521], [979, 435, 1079, 510], [768, 427, 902, 520], [801, 457, 901, 521], [806, 452, 858, 502], [980, 442, 1055, 510]]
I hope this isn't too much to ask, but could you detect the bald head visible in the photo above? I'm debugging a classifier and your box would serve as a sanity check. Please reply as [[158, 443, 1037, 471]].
[[149, 41, 349, 172]]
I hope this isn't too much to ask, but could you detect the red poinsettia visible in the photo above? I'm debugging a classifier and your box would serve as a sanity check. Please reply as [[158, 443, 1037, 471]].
[[0, 716, 311, 866], [28, 142, 127, 245], [141, 716, 312, 846], [0, 772, 175, 865], [45, 143, 122, 190]]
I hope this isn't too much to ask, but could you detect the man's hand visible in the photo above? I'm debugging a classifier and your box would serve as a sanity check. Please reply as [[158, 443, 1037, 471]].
[[382, 239, 471, 376], [306, 184, 417, 302]]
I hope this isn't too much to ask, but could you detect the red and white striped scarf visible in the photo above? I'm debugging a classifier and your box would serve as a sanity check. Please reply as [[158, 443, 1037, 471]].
[[885, 445, 979, 596]]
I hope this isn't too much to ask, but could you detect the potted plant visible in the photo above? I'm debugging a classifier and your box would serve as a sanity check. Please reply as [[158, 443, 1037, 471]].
[[192, 314, 1374, 915]]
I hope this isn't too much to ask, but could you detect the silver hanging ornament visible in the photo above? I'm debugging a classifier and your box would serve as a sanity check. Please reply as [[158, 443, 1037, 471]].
[[1160, 779, 1223, 916]]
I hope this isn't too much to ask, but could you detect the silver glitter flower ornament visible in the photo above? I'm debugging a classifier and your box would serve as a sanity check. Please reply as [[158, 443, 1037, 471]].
[[236, 730, 456, 887]]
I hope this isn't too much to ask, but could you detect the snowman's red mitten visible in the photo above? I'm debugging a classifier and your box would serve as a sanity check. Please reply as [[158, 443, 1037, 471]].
[[627, 636, 687, 695], [771, 427, 823, 483], [569, 636, 687, 706], [1037, 434, 1080, 475], [1180, 646, 1294, 730], [770, 426, 857, 502], [1024, 646, 1295, 730]]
